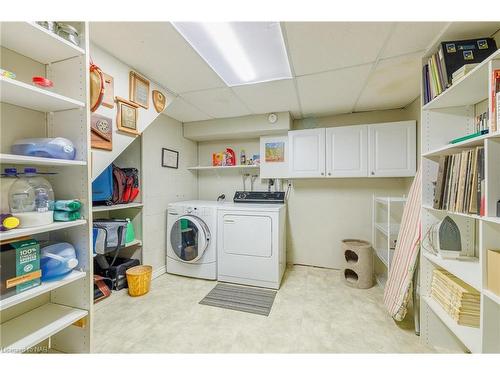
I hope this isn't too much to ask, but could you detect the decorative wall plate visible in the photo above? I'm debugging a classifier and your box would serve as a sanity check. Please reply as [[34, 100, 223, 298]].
[[91, 113, 113, 150], [152, 90, 167, 113]]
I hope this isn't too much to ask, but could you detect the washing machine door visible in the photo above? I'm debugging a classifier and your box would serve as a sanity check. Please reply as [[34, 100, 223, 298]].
[[169, 215, 210, 263]]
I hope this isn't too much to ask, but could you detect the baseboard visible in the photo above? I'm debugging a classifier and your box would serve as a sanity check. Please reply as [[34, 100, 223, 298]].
[[152, 265, 166, 280]]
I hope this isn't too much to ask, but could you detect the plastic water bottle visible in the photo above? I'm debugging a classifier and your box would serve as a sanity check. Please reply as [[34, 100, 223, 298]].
[[40, 242, 79, 280], [1, 168, 18, 213]]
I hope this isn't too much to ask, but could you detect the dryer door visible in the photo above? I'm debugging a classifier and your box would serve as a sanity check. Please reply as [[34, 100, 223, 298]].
[[169, 215, 210, 263]]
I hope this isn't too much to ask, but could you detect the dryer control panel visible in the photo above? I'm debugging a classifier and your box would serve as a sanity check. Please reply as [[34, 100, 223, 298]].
[[233, 191, 285, 204]]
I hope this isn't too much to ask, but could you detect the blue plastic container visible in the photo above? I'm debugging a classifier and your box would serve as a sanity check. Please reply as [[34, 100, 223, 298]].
[[11, 137, 76, 160], [40, 242, 79, 281]]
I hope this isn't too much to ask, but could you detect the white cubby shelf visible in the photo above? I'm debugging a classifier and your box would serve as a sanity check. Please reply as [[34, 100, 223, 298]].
[[0, 153, 87, 167], [0, 303, 88, 353], [0, 270, 86, 311], [1, 22, 85, 64], [0, 219, 87, 242], [92, 202, 143, 212], [0, 76, 85, 112], [420, 42, 500, 353], [187, 165, 260, 171]]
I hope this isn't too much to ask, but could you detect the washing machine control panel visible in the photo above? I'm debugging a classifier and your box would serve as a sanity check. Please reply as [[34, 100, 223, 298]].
[[233, 191, 285, 204]]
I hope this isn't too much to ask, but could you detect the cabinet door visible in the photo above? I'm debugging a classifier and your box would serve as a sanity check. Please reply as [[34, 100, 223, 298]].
[[368, 121, 416, 177], [326, 125, 368, 177], [288, 128, 326, 177]]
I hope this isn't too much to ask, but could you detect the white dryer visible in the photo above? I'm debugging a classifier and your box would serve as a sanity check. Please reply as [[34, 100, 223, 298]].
[[217, 202, 286, 289], [166, 201, 218, 280]]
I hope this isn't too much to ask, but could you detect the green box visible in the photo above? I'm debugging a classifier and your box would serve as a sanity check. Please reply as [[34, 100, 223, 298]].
[[1, 238, 41, 300]]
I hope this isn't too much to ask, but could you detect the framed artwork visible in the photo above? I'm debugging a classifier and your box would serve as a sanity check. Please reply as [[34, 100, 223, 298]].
[[265, 141, 285, 162], [102, 72, 114, 109], [116, 96, 139, 136], [129, 71, 150, 109], [152, 90, 167, 113], [91, 113, 113, 150], [162, 148, 179, 169]]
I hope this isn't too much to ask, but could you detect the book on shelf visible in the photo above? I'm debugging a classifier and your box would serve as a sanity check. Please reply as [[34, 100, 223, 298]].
[[433, 146, 484, 215], [491, 69, 500, 133], [422, 37, 497, 105], [431, 268, 480, 328]]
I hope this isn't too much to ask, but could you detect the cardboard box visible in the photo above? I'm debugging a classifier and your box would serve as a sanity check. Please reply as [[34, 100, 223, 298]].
[[1, 238, 41, 300], [487, 249, 500, 297]]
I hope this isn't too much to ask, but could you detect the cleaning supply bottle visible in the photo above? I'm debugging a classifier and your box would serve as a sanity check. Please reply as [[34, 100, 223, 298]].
[[54, 210, 81, 222], [54, 199, 81, 212], [240, 149, 246, 165], [40, 242, 78, 280]]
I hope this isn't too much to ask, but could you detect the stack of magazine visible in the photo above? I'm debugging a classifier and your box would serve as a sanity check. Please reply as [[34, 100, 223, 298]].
[[431, 269, 480, 328]]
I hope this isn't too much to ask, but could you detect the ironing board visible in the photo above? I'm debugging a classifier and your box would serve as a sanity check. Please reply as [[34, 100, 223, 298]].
[[383, 168, 421, 321]]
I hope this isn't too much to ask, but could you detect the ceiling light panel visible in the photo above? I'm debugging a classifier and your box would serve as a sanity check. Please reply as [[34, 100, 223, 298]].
[[172, 22, 292, 87]]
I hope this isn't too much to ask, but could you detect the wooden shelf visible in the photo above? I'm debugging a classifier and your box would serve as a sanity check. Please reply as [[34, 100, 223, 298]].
[[422, 296, 481, 353], [0, 303, 87, 353], [422, 251, 481, 291], [0, 153, 86, 166], [423, 49, 500, 110], [0, 22, 85, 64], [0, 270, 86, 311], [0, 219, 87, 242], [0, 76, 85, 112], [124, 239, 142, 248], [422, 133, 500, 158], [92, 202, 143, 212], [187, 165, 260, 171]]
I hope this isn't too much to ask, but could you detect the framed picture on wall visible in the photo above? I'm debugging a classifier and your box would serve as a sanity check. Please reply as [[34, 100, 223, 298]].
[[129, 71, 150, 109], [162, 148, 179, 169], [116, 96, 140, 136]]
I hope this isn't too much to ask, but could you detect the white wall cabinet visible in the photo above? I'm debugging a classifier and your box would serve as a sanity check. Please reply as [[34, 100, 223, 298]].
[[288, 121, 416, 178], [368, 121, 416, 177], [326, 125, 368, 177], [288, 128, 326, 178]]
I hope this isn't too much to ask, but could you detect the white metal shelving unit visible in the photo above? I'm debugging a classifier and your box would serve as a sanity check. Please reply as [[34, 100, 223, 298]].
[[0, 21, 92, 353], [372, 196, 406, 285], [420, 26, 500, 353]]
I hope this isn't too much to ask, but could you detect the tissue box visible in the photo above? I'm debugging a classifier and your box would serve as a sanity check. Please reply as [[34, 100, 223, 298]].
[[1, 239, 41, 300], [487, 249, 500, 297]]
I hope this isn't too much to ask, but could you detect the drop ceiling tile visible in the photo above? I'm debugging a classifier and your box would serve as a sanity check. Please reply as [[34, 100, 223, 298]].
[[181, 88, 252, 119], [284, 22, 393, 76], [231, 79, 300, 114], [296, 64, 373, 117], [90, 22, 226, 94], [163, 97, 212, 122], [355, 53, 421, 112], [381, 22, 448, 59]]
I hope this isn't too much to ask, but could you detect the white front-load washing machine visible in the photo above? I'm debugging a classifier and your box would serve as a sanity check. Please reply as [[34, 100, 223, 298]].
[[166, 201, 218, 280]]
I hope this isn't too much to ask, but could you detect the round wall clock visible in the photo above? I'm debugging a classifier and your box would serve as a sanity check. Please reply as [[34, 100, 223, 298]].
[[268, 113, 278, 124]]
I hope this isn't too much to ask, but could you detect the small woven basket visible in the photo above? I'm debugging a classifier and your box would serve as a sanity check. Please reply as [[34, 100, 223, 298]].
[[126, 265, 152, 297]]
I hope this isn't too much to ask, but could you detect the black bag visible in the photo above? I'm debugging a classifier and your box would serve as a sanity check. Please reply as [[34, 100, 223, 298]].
[[93, 275, 113, 302], [94, 257, 140, 291]]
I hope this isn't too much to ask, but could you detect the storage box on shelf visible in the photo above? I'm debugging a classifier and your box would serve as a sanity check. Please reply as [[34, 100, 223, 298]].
[[420, 35, 500, 353], [0, 21, 92, 354]]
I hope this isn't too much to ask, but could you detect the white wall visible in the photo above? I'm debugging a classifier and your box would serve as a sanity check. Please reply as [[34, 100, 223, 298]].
[[89, 43, 175, 180], [195, 104, 421, 269], [141, 114, 198, 272]]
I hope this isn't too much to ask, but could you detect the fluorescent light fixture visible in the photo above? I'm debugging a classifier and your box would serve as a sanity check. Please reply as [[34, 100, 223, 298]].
[[172, 22, 292, 86]]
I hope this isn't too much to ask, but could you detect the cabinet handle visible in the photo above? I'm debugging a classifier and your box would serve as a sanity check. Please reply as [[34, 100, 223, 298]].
[[321, 172, 324, 176], [371, 171, 375, 176], [328, 172, 331, 176]]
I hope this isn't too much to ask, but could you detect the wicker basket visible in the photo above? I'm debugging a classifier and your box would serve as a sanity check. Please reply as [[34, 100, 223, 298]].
[[126, 265, 152, 297]]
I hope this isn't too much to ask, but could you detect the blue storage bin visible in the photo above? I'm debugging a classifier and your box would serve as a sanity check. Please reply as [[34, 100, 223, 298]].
[[11, 138, 76, 160], [40, 242, 78, 281]]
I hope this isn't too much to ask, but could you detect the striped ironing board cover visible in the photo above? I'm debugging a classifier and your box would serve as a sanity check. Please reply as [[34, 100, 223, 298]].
[[383, 168, 421, 321]]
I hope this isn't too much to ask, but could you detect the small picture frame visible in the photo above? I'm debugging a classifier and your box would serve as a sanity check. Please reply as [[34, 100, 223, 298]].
[[129, 71, 150, 109], [116, 96, 139, 136], [162, 148, 179, 169]]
